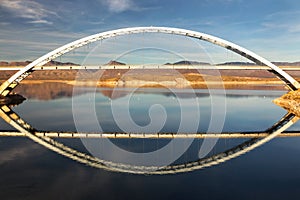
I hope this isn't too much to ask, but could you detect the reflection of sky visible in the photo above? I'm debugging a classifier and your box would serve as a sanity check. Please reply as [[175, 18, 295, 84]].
[[1, 136, 300, 199], [7, 89, 291, 133], [1, 89, 300, 199], [0, 117, 14, 130]]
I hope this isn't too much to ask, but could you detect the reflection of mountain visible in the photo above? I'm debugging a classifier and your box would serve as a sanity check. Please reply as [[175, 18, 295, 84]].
[[11, 83, 210, 101], [99, 88, 212, 100], [15, 82, 75, 100], [4, 82, 281, 103], [9, 81, 285, 101], [100, 89, 128, 99], [1, 91, 297, 175], [99, 88, 283, 100]]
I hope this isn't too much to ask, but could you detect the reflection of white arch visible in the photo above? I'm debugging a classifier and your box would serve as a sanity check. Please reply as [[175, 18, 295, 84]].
[[0, 104, 298, 174], [0, 26, 299, 96]]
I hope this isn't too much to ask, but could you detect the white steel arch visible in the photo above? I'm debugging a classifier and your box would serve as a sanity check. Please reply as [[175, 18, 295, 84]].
[[1, 26, 299, 96]]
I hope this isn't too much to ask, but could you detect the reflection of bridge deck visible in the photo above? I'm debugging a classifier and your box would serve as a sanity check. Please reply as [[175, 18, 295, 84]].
[[1, 100, 298, 174], [1, 131, 300, 139], [1, 65, 300, 71]]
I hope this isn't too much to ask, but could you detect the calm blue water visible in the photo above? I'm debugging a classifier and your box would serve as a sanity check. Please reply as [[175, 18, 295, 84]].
[[1, 88, 300, 200], [5, 88, 291, 132]]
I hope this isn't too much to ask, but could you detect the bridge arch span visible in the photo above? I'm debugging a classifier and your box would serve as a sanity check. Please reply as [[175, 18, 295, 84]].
[[1, 26, 299, 96]]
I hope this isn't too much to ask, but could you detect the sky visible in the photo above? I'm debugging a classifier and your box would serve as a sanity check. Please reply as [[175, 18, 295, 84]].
[[1, 0, 300, 63]]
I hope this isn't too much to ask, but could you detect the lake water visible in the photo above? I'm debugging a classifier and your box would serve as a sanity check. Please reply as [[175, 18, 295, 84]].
[[1, 87, 300, 199]]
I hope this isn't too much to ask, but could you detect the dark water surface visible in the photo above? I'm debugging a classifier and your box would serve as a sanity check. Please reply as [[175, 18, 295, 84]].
[[1, 88, 300, 200]]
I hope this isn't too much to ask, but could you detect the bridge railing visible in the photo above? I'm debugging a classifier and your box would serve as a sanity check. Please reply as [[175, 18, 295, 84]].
[[1, 65, 300, 71]]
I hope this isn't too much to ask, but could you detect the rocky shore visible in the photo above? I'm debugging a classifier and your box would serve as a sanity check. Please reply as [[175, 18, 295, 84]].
[[0, 94, 26, 105], [273, 89, 300, 117]]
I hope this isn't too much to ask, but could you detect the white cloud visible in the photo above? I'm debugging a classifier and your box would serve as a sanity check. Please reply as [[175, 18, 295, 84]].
[[38, 31, 85, 39], [102, 0, 135, 13], [261, 21, 300, 34], [27, 19, 53, 25], [0, 0, 57, 24], [0, 22, 9, 26], [262, 10, 300, 33]]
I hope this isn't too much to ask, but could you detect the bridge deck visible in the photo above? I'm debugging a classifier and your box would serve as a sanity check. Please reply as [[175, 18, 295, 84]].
[[1, 65, 300, 71], [1, 131, 300, 139]]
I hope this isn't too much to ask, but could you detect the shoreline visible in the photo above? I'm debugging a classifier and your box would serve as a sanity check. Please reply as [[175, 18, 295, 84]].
[[0, 66, 298, 91], [0, 68, 294, 92], [0, 78, 289, 101], [0, 79, 287, 89]]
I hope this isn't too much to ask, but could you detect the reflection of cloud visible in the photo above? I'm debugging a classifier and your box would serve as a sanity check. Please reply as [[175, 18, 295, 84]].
[[0, 141, 41, 165], [0, 0, 57, 24]]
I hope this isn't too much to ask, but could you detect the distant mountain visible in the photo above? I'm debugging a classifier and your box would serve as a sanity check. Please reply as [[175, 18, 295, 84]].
[[165, 60, 211, 65], [45, 60, 79, 66], [0, 60, 31, 66], [0, 61, 8, 66], [217, 62, 256, 66], [105, 60, 126, 65], [0, 60, 79, 66], [218, 61, 300, 66], [272, 61, 300, 66], [2, 60, 300, 67]]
